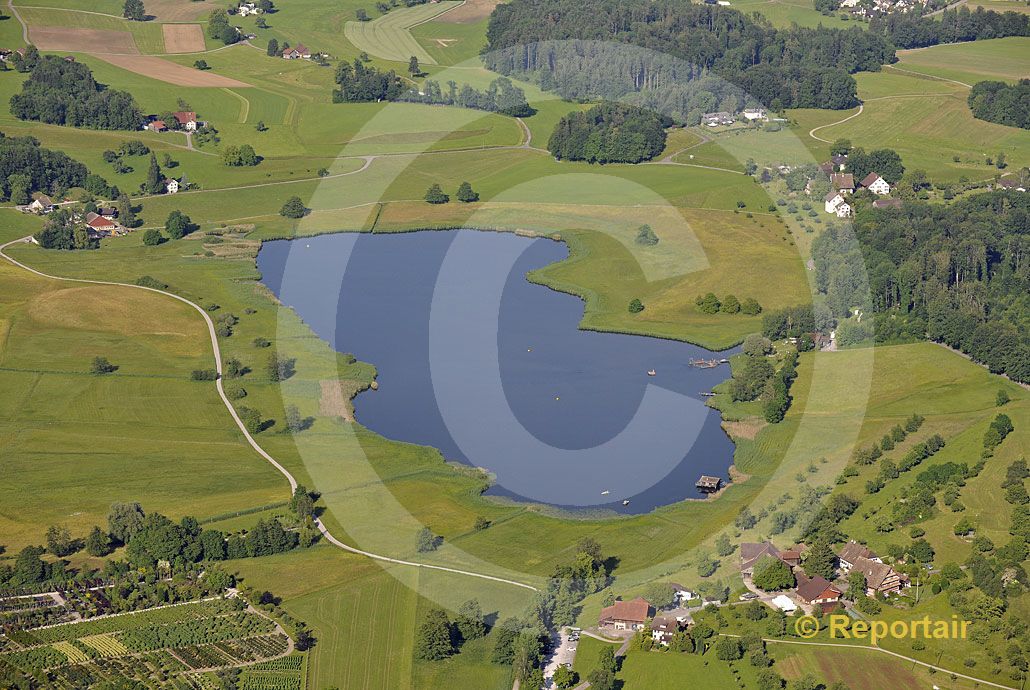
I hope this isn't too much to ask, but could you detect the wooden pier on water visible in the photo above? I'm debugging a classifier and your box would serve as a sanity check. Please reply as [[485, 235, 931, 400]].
[[696, 475, 722, 492], [689, 358, 729, 368]]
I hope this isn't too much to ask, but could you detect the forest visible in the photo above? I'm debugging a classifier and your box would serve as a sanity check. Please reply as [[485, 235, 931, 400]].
[[0, 133, 92, 202], [9, 56, 143, 130], [483, 0, 891, 110], [870, 5, 1030, 49], [967, 79, 1030, 130], [811, 190, 1030, 382], [400, 76, 534, 117], [547, 102, 669, 163]]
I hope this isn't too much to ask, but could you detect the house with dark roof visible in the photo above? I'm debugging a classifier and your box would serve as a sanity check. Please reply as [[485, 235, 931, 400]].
[[860, 172, 891, 195], [598, 597, 652, 631], [851, 557, 902, 596], [837, 541, 880, 571], [650, 616, 682, 645], [740, 541, 783, 576], [28, 194, 54, 214], [830, 173, 855, 194], [795, 574, 841, 607]]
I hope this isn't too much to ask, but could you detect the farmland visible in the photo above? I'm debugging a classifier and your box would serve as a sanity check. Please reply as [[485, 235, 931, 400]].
[[0, 1, 1026, 689]]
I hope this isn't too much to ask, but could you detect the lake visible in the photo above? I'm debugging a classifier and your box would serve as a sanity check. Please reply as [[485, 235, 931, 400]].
[[257, 229, 736, 514]]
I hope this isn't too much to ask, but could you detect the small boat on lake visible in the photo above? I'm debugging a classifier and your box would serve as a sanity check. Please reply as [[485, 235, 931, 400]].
[[601, 490, 610, 496], [622, 499, 630, 506], [647, 369, 656, 376]]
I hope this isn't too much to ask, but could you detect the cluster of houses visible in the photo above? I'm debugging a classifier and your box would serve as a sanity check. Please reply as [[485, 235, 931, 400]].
[[838, 0, 930, 20], [741, 539, 906, 613], [145, 111, 201, 133], [817, 154, 897, 218], [598, 593, 698, 646], [21, 195, 126, 239], [701, 108, 768, 127]]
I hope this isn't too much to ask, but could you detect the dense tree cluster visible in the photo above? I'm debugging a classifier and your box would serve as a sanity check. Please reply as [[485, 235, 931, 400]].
[[332, 60, 403, 102], [208, 9, 240, 45], [400, 76, 533, 117], [811, 190, 1030, 382], [0, 133, 91, 202], [10, 56, 142, 130], [547, 102, 668, 164], [35, 209, 95, 250], [870, 5, 1030, 49], [484, 0, 889, 110], [967, 79, 1030, 130]]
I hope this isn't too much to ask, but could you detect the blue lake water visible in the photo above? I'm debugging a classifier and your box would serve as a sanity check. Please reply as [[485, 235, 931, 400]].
[[257, 229, 737, 514]]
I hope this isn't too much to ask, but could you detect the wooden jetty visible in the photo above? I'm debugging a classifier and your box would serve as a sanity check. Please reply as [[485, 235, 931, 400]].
[[696, 475, 722, 492], [689, 358, 721, 368]]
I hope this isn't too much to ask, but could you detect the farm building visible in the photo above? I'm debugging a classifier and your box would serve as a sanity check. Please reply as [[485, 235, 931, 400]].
[[598, 597, 652, 631]]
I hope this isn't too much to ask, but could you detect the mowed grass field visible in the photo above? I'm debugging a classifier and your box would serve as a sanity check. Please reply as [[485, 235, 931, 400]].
[[791, 61, 1030, 182], [229, 545, 527, 690], [730, 0, 853, 27], [894, 36, 1030, 85], [344, 2, 463, 64], [0, 215, 285, 554]]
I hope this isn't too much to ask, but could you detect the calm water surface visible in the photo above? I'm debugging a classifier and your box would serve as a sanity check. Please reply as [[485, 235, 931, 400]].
[[257, 229, 736, 514]]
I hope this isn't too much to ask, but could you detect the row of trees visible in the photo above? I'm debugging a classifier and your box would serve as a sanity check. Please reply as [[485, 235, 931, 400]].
[[333, 60, 403, 103], [869, 5, 1030, 49], [10, 56, 143, 130], [400, 76, 534, 117]]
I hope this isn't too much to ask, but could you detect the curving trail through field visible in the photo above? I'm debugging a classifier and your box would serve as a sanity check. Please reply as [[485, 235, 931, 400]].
[[808, 104, 864, 144], [0, 236, 539, 593]]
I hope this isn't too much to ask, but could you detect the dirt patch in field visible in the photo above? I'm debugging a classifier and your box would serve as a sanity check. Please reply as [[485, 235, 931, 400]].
[[146, 0, 216, 21], [96, 54, 250, 86], [319, 380, 370, 422], [162, 24, 205, 53], [433, 0, 501, 23], [29, 27, 139, 54], [722, 417, 766, 440]]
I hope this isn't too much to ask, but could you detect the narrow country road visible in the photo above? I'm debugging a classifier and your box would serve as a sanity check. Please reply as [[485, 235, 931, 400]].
[[0, 236, 538, 594]]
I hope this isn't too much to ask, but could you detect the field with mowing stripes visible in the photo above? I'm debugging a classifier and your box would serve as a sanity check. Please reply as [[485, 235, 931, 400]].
[[344, 2, 464, 64], [895, 36, 1030, 84]]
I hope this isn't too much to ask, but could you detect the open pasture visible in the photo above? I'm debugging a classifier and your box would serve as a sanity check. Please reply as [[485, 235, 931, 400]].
[[730, 0, 852, 27], [162, 23, 205, 53], [28, 27, 139, 54], [895, 36, 1030, 84], [17, 6, 165, 53], [343, 2, 463, 64]]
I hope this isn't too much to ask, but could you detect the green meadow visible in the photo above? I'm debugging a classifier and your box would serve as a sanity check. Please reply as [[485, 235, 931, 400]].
[[731, 0, 853, 27], [895, 37, 1030, 84]]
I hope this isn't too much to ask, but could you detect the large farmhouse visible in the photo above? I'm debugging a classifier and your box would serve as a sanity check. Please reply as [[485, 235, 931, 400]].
[[598, 597, 652, 631]]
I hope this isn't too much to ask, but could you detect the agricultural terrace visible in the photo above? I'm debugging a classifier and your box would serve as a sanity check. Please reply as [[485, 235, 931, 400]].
[[0, 597, 296, 688]]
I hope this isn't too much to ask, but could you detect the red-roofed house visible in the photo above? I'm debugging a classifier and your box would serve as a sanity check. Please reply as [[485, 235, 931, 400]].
[[147, 120, 167, 132], [173, 111, 198, 131], [795, 574, 841, 607], [282, 44, 311, 59], [598, 597, 652, 631]]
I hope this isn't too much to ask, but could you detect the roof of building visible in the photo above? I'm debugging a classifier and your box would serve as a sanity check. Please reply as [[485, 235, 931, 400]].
[[150, 120, 167, 130], [796, 575, 840, 603], [651, 616, 680, 634], [771, 594, 797, 611], [860, 172, 883, 187], [872, 198, 902, 209], [97, 207, 118, 217], [173, 111, 196, 125], [852, 557, 895, 589], [838, 541, 877, 564], [87, 215, 116, 229], [599, 597, 651, 624], [741, 541, 782, 571], [825, 190, 843, 203], [831, 153, 848, 165], [831, 173, 855, 189], [33, 194, 53, 206]]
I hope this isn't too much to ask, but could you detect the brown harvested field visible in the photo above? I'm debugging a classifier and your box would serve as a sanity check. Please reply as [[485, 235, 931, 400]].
[[145, 0, 215, 21], [96, 54, 250, 87], [434, 0, 501, 23], [29, 27, 138, 54], [162, 24, 205, 53]]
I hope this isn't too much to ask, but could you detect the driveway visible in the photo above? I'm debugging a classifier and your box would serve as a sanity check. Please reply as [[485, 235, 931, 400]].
[[543, 628, 578, 688]]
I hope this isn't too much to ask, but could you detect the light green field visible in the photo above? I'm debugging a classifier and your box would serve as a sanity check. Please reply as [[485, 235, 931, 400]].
[[410, 17, 490, 66], [15, 6, 167, 54], [895, 36, 1030, 84], [344, 2, 464, 65], [791, 67, 1030, 182], [731, 0, 853, 27]]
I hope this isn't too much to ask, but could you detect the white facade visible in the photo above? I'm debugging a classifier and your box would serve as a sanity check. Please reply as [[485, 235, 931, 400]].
[[165, 179, 179, 194], [867, 176, 891, 195], [835, 202, 852, 218], [825, 192, 845, 214]]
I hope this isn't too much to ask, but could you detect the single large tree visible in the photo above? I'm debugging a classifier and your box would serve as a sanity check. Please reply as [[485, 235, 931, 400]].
[[145, 153, 163, 195], [751, 555, 795, 591], [414, 608, 454, 660], [108, 502, 146, 544], [803, 540, 837, 580], [123, 0, 145, 21]]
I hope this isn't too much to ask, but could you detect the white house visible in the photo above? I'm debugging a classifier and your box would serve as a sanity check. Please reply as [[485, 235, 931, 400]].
[[861, 172, 891, 195], [28, 194, 55, 214], [834, 201, 852, 218], [164, 178, 179, 194], [238, 2, 263, 16], [771, 595, 797, 613], [743, 108, 767, 122], [824, 190, 846, 214]]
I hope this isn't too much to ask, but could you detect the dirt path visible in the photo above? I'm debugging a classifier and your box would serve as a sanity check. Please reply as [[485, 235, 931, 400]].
[[808, 104, 864, 144], [0, 236, 538, 594]]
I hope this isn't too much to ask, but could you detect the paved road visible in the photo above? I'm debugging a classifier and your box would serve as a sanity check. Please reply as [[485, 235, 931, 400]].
[[0, 236, 539, 594]]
